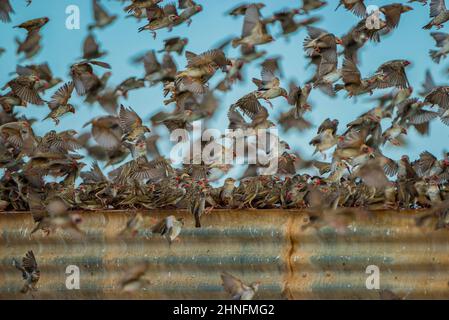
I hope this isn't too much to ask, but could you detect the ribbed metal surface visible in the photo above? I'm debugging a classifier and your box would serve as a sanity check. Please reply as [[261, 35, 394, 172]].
[[0, 210, 448, 299]]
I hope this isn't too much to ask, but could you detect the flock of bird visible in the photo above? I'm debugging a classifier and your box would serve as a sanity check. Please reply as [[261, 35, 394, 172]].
[[2, 0, 449, 299]]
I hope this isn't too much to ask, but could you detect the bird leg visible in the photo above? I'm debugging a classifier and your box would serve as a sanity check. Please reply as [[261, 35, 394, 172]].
[[187, 19, 192, 26], [151, 31, 157, 39]]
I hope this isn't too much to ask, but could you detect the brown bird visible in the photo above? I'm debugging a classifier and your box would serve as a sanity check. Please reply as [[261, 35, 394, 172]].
[[189, 184, 208, 228], [44, 82, 75, 125], [82, 34, 107, 60], [119, 105, 151, 143], [14, 17, 49, 33], [70, 60, 111, 96], [334, 59, 380, 97], [2, 75, 45, 105], [423, 0, 449, 29], [220, 272, 260, 300], [300, 0, 328, 14], [119, 263, 149, 292], [232, 4, 274, 48], [0, 0, 13, 23], [150, 215, 184, 245], [13, 250, 40, 294], [336, 0, 367, 18], [227, 3, 265, 17], [137, 3, 180, 38], [158, 37, 188, 55], [88, 0, 117, 30], [380, 4, 413, 30], [373, 60, 411, 89]]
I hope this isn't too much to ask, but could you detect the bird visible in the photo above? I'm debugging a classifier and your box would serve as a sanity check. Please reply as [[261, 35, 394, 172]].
[[423, 0, 449, 29], [13, 250, 40, 294], [88, 0, 117, 30], [119, 105, 151, 143], [220, 272, 260, 300], [232, 4, 274, 48], [429, 32, 449, 63], [0, 0, 14, 23], [150, 215, 184, 245], [43, 82, 75, 125], [335, 1, 367, 18]]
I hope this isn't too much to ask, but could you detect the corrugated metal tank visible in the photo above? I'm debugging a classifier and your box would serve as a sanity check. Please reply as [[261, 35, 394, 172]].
[[0, 209, 448, 299]]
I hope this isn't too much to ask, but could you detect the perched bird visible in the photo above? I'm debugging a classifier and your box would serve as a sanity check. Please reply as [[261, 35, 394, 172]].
[[150, 215, 184, 245], [423, 0, 449, 29], [220, 272, 260, 300], [189, 184, 208, 228], [13, 250, 40, 294], [44, 82, 75, 125]]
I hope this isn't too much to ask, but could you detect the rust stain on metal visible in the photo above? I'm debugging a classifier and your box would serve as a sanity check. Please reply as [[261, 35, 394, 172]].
[[0, 209, 449, 299]]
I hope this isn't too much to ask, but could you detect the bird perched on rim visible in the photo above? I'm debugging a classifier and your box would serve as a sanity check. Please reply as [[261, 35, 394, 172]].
[[69, 60, 111, 96], [232, 4, 274, 48], [423, 0, 449, 29], [0, 0, 14, 23], [137, 3, 180, 38], [44, 82, 75, 125], [189, 183, 208, 228], [429, 32, 449, 63], [151, 215, 184, 245], [2, 75, 46, 105], [158, 37, 188, 55], [252, 63, 288, 108], [335, 0, 367, 18], [88, 0, 117, 30], [13, 250, 40, 294], [119, 105, 151, 143], [220, 272, 260, 300]]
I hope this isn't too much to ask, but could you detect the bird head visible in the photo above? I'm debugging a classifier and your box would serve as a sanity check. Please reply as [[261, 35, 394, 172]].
[[403, 60, 411, 67], [68, 104, 76, 113], [280, 88, 289, 99], [400, 127, 408, 135], [195, 5, 203, 12], [335, 37, 343, 45]]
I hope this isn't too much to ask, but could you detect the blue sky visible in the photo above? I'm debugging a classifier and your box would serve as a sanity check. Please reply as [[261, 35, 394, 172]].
[[0, 0, 448, 177]]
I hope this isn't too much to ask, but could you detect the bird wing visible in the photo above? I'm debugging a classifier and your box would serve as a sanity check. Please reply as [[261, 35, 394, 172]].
[[49, 82, 74, 109], [341, 59, 361, 85], [241, 4, 259, 38], [22, 250, 38, 273], [119, 105, 142, 133], [221, 272, 245, 297], [430, 0, 447, 18]]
